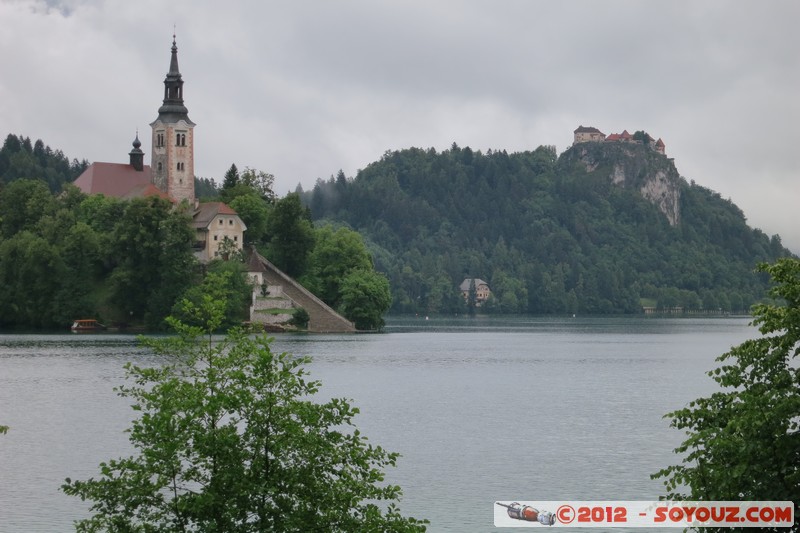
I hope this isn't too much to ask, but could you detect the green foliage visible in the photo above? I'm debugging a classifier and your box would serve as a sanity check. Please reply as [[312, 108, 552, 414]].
[[339, 269, 392, 330], [194, 176, 219, 200], [303, 225, 373, 309], [107, 197, 196, 328], [172, 262, 252, 329], [0, 425, 8, 434], [0, 134, 87, 192], [264, 193, 315, 278], [62, 299, 427, 532], [653, 258, 800, 531], [290, 307, 310, 329], [221, 163, 239, 191], [230, 193, 270, 243], [303, 143, 792, 315], [0, 178, 57, 238], [220, 166, 275, 206]]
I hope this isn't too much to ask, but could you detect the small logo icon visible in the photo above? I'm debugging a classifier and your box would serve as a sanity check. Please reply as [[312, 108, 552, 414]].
[[496, 502, 556, 525]]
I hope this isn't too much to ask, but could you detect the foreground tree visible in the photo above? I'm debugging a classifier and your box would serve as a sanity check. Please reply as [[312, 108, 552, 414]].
[[653, 258, 800, 531], [63, 297, 426, 532]]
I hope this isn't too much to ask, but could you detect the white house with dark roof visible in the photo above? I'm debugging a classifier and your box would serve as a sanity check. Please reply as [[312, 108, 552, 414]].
[[460, 278, 492, 306], [192, 202, 247, 262]]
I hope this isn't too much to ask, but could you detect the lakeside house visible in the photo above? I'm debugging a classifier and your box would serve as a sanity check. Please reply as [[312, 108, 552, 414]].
[[460, 278, 492, 307]]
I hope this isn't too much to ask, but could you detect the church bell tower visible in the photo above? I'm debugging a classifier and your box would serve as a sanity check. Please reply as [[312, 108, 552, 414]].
[[150, 34, 195, 204]]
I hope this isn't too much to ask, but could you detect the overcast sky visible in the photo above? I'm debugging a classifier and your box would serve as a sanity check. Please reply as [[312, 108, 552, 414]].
[[1, 0, 798, 252]]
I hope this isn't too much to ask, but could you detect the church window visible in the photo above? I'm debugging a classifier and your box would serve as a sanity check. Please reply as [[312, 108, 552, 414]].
[[157, 162, 162, 171], [156, 132, 165, 147], [176, 132, 186, 146], [177, 162, 184, 171]]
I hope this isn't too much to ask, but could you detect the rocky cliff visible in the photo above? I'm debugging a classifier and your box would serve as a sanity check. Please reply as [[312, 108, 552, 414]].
[[563, 141, 682, 225]]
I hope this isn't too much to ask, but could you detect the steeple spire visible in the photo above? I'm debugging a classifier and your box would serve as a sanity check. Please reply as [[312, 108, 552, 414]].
[[157, 33, 192, 122], [150, 33, 196, 205], [168, 33, 180, 76]]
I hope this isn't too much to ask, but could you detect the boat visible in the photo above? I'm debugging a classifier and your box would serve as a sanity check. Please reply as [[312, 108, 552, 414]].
[[70, 319, 107, 332]]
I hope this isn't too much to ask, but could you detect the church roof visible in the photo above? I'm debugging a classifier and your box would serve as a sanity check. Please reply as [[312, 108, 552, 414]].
[[73, 162, 170, 200]]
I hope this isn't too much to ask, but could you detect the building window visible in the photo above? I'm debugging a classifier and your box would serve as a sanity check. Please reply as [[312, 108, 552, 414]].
[[214, 235, 218, 241], [157, 162, 162, 171], [234, 236, 238, 242], [156, 132, 165, 148], [176, 132, 186, 146], [177, 162, 185, 171], [229, 219, 233, 225], [219, 219, 223, 225]]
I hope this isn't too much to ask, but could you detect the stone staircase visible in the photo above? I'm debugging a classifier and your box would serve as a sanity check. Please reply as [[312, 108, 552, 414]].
[[247, 250, 356, 333]]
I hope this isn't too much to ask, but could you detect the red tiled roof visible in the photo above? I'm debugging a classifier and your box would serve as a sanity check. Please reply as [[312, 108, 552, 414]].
[[656, 138, 665, 147], [606, 133, 621, 141], [73, 162, 160, 198]]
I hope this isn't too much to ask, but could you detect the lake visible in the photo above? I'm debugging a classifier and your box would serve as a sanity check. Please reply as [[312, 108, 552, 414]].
[[0, 316, 756, 532]]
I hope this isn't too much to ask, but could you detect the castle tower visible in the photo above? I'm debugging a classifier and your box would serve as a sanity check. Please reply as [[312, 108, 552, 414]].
[[150, 34, 195, 204]]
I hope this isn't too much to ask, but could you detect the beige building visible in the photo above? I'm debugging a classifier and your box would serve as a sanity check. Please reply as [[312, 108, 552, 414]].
[[573, 125, 606, 144], [191, 202, 247, 262], [460, 278, 492, 307]]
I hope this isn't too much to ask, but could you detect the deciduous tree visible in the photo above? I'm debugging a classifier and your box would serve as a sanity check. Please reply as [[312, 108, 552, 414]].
[[653, 258, 800, 531], [63, 298, 427, 532]]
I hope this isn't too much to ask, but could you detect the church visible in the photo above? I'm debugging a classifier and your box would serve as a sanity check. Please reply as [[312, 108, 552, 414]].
[[74, 36, 246, 263]]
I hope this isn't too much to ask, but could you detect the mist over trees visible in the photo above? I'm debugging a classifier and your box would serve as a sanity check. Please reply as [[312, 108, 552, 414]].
[[301, 143, 793, 315]]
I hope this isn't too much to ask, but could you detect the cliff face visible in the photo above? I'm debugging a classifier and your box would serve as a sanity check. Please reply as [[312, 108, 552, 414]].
[[564, 142, 682, 225]]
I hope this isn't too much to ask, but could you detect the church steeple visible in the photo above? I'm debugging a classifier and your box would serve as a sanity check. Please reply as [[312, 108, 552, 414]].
[[157, 34, 192, 122], [150, 34, 196, 205]]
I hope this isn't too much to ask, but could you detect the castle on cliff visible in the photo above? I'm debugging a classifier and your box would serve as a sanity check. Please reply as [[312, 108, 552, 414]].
[[573, 126, 665, 155]]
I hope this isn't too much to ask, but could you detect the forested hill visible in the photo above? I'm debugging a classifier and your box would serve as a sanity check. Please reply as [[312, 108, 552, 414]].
[[302, 142, 794, 315], [0, 134, 88, 191]]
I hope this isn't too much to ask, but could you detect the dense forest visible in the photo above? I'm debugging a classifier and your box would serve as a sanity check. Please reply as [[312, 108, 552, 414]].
[[1, 131, 794, 326], [301, 140, 793, 315], [0, 134, 88, 191]]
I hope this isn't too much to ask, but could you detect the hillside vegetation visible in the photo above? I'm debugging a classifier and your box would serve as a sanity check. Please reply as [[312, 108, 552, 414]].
[[302, 141, 792, 315]]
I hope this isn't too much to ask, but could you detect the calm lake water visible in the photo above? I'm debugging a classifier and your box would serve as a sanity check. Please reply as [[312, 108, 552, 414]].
[[0, 316, 757, 532]]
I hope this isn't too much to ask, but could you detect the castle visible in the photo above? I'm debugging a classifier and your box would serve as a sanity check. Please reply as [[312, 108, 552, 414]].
[[74, 36, 246, 263], [573, 126, 665, 155]]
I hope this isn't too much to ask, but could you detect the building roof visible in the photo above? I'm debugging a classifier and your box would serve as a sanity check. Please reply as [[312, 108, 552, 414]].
[[574, 125, 604, 134], [73, 162, 170, 199], [655, 138, 665, 147], [191, 201, 246, 230], [459, 278, 489, 291]]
